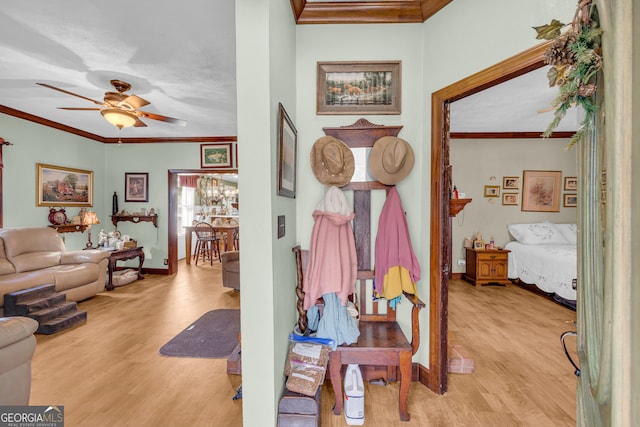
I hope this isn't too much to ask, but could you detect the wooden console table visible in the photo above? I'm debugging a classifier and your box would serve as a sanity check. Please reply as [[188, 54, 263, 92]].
[[106, 246, 145, 291]]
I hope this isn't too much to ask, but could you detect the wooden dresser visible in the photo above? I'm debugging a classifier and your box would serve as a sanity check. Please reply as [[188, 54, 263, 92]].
[[463, 248, 511, 287]]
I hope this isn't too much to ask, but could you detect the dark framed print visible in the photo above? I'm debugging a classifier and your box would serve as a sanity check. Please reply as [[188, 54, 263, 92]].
[[564, 176, 577, 191], [503, 176, 520, 190], [36, 163, 93, 207], [125, 173, 149, 202], [200, 143, 233, 168], [522, 170, 562, 212], [564, 193, 577, 207], [316, 61, 401, 115], [277, 103, 297, 198]]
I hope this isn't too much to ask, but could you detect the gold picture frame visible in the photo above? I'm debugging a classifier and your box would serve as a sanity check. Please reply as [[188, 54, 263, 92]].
[[316, 61, 401, 115], [521, 170, 562, 212], [277, 103, 297, 198], [564, 193, 577, 207], [36, 163, 93, 207], [484, 185, 500, 197], [564, 176, 577, 190], [502, 193, 519, 206], [503, 176, 520, 190]]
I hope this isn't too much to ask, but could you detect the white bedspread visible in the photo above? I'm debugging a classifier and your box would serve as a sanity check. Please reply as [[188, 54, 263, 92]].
[[505, 241, 577, 301]]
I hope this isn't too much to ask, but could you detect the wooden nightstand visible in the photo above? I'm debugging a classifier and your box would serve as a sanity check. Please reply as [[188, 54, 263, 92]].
[[463, 248, 511, 287]]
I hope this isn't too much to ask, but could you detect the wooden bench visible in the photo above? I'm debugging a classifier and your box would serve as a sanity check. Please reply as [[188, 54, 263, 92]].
[[292, 119, 425, 422]]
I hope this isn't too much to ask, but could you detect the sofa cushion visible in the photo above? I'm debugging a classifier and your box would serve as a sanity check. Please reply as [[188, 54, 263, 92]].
[[0, 227, 65, 256], [9, 252, 62, 273], [49, 264, 101, 292]]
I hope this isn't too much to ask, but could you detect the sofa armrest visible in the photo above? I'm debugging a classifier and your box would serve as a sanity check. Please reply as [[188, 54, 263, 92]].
[[0, 317, 38, 350], [61, 250, 110, 265]]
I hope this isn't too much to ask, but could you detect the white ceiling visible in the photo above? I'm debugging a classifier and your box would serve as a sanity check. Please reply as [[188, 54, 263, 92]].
[[0, 1, 576, 140], [0, 0, 237, 139]]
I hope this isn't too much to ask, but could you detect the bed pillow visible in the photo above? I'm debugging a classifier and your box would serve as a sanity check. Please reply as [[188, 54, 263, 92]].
[[507, 222, 570, 245], [555, 223, 577, 245]]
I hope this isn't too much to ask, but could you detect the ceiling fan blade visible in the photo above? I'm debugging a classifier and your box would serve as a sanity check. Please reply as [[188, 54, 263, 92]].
[[123, 94, 150, 109], [137, 110, 187, 126], [37, 83, 104, 106], [58, 107, 101, 111], [133, 118, 147, 128]]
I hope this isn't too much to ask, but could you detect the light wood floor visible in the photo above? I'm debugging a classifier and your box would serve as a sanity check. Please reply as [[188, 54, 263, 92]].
[[30, 265, 577, 427]]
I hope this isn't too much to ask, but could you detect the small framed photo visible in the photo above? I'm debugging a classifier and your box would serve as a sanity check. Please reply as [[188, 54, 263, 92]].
[[564, 177, 577, 191], [125, 173, 149, 202], [502, 193, 519, 206], [484, 185, 500, 197], [503, 176, 520, 190], [564, 193, 577, 207], [473, 241, 486, 250], [277, 103, 297, 198], [200, 143, 233, 168], [316, 61, 401, 115]]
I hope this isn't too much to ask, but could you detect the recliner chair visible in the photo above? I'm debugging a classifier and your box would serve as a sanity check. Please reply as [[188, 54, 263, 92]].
[[0, 316, 39, 405]]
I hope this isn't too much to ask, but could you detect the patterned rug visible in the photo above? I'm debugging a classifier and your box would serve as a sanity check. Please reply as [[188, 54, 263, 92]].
[[159, 309, 240, 358]]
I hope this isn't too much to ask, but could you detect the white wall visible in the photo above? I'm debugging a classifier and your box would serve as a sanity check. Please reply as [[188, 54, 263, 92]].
[[450, 138, 578, 273]]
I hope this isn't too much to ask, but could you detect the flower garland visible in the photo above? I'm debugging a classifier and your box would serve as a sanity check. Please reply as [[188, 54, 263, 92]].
[[533, 0, 602, 148]]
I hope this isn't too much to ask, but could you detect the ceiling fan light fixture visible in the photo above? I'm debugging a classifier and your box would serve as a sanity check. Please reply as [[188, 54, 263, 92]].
[[101, 108, 137, 129]]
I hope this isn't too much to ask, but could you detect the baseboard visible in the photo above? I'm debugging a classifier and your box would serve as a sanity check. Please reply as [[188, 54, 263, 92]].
[[142, 267, 170, 275], [451, 273, 464, 280]]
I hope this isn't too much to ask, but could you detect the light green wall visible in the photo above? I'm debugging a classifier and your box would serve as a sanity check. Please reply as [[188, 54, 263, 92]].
[[236, 0, 297, 425], [450, 138, 578, 273]]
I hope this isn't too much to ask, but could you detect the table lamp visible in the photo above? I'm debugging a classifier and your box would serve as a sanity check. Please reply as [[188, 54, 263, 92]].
[[82, 211, 100, 249]]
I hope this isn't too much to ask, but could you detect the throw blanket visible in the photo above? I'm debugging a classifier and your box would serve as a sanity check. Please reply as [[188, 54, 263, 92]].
[[303, 186, 358, 310], [374, 187, 421, 301]]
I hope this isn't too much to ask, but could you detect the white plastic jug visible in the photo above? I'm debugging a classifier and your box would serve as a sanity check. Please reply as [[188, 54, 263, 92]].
[[344, 364, 364, 425]]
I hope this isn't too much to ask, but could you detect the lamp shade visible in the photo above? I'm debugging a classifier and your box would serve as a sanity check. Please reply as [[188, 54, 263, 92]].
[[100, 109, 137, 129], [82, 211, 100, 226]]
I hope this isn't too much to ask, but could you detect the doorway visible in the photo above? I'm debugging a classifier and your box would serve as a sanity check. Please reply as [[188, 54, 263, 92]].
[[428, 42, 550, 394], [167, 168, 238, 275]]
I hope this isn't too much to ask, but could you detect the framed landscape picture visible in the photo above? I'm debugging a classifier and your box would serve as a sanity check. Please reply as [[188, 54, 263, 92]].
[[316, 61, 401, 115], [200, 143, 233, 168], [521, 170, 562, 212], [36, 163, 93, 207], [125, 173, 149, 202], [564, 193, 577, 207], [277, 103, 297, 198]]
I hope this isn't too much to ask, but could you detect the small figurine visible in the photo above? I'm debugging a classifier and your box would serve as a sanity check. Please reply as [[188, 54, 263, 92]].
[[98, 229, 107, 247]]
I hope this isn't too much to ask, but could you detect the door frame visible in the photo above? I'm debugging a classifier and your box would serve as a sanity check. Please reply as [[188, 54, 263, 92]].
[[428, 42, 551, 393]]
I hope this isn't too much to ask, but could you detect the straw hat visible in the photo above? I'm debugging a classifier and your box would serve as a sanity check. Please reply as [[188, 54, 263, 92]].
[[369, 136, 415, 185], [310, 136, 355, 187]]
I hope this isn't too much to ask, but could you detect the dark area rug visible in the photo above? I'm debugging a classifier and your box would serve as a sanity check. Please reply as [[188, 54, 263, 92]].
[[159, 309, 240, 358]]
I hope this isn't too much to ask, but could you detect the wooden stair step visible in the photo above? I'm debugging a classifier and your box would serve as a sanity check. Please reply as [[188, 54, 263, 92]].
[[29, 301, 79, 324], [37, 310, 87, 335]]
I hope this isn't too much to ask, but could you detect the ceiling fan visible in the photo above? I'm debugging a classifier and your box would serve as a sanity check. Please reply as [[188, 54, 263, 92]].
[[37, 79, 187, 129]]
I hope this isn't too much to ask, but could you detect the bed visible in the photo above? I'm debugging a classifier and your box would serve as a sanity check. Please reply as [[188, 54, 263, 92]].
[[504, 222, 577, 306]]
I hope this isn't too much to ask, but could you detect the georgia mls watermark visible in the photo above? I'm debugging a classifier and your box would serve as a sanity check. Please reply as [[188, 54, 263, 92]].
[[0, 406, 64, 427]]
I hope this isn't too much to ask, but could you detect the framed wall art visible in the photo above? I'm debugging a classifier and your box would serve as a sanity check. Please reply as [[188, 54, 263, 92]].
[[125, 173, 149, 202], [277, 103, 297, 198], [200, 143, 233, 168], [564, 176, 577, 190], [521, 170, 562, 212], [564, 193, 577, 207], [484, 185, 500, 197], [502, 193, 519, 206], [316, 61, 401, 115], [503, 176, 520, 190], [36, 163, 93, 207]]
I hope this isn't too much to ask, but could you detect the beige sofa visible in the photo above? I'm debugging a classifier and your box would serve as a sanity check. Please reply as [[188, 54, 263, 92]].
[[0, 227, 110, 316], [0, 316, 38, 404]]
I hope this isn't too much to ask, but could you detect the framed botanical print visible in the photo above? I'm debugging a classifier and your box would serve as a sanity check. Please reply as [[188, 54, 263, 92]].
[[521, 170, 562, 212]]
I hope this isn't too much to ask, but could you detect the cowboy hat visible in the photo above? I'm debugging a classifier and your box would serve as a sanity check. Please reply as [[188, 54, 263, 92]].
[[310, 136, 355, 187], [369, 136, 415, 185]]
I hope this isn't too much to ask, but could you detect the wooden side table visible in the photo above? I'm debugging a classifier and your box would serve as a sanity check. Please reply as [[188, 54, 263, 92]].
[[106, 246, 145, 291], [463, 248, 511, 287]]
